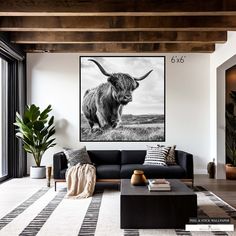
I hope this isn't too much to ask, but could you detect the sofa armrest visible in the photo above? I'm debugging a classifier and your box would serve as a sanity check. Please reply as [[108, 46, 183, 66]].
[[53, 152, 68, 179], [175, 151, 193, 179]]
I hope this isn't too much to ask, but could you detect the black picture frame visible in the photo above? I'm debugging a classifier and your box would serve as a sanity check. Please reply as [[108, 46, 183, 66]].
[[79, 56, 166, 142]]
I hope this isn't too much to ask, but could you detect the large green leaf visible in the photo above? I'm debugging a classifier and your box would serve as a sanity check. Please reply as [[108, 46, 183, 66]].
[[40, 105, 52, 121], [34, 130, 43, 142], [19, 124, 34, 141], [33, 121, 45, 131], [42, 138, 56, 151], [24, 105, 33, 121], [48, 116, 54, 126], [42, 127, 55, 143], [15, 132, 23, 139], [40, 128, 49, 138], [23, 136, 35, 147], [23, 116, 30, 124], [48, 127, 56, 138], [30, 105, 41, 122], [23, 144, 33, 154], [16, 112, 23, 122]]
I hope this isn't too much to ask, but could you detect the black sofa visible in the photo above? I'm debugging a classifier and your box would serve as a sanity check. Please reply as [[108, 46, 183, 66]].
[[53, 150, 194, 186]]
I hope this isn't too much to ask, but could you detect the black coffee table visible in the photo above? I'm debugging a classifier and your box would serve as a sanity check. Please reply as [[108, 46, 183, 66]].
[[120, 179, 197, 229]]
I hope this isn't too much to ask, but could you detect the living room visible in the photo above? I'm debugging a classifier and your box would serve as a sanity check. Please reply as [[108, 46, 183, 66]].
[[0, 1, 236, 235]]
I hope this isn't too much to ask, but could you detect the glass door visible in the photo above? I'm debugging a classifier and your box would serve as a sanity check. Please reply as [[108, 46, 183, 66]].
[[0, 57, 8, 181]]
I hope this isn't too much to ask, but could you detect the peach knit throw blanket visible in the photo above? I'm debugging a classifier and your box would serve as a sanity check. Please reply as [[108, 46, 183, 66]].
[[66, 164, 96, 199]]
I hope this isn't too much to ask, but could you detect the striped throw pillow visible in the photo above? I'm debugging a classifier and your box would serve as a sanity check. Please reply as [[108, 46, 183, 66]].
[[143, 145, 170, 166]]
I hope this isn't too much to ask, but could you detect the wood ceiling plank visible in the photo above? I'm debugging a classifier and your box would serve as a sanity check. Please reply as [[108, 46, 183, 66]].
[[0, 0, 236, 16], [23, 43, 215, 53], [1, 16, 236, 31], [10, 31, 227, 44]]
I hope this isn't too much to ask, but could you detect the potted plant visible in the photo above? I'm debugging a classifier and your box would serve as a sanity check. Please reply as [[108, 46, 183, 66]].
[[225, 91, 236, 179], [14, 104, 56, 179]]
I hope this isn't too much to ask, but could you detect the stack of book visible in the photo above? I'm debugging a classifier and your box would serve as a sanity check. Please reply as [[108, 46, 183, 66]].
[[148, 179, 171, 191]]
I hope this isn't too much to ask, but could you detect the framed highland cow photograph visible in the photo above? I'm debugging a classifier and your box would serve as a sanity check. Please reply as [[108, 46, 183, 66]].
[[79, 56, 165, 142]]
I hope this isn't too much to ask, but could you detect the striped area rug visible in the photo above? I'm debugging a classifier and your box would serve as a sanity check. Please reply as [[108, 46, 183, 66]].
[[0, 185, 235, 236]]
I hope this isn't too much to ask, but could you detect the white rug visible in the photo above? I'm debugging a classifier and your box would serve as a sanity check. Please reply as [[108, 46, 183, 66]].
[[0, 184, 235, 236]]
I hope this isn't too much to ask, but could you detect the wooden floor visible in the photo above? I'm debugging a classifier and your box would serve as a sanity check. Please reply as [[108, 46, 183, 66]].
[[195, 174, 236, 208]]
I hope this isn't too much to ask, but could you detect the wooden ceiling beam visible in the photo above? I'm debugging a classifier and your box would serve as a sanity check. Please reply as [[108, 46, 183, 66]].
[[10, 31, 227, 44], [23, 43, 215, 53], [1, 16, 236, 32], [0, 0, 236, 16]]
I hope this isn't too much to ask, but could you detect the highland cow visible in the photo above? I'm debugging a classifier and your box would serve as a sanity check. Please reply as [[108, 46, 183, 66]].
[[82, 59, 152, 130]]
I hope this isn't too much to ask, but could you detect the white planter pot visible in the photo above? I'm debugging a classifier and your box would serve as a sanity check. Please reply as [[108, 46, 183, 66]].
[[30, 166, 46, 179]]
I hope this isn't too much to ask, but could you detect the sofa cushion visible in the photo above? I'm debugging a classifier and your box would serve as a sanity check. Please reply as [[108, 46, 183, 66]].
[[60, 165, 120, 179], [121, 164, 186, 179], [96, 165, 120, 179], [88, 150, 121, 165], [121, 150, 146, 164]]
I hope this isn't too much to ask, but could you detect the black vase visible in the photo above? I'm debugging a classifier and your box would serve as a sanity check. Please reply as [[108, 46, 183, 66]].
[[207, 160, 215, 179]]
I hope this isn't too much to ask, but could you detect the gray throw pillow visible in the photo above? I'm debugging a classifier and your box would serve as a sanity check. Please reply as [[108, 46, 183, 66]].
[[64, 146, 92, 167]]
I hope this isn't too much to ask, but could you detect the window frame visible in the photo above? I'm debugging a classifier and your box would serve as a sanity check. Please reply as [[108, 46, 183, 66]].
[[0, 36, 26, 182]]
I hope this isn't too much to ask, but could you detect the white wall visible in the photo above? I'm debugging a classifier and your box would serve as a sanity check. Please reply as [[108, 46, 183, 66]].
[[210, 32, 236, 178], [27, 53, 211, 174]]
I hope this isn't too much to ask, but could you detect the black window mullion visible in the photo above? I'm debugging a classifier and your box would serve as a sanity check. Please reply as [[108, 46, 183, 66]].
[[7, 61, 18, 178]]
